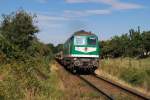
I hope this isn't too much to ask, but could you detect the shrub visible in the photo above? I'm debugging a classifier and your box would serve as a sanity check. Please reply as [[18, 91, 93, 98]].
[[120, 67, 146, 86]]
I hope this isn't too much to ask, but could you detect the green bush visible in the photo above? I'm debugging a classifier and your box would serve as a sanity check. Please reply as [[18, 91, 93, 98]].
[[145, 68, 150, 76], [0, 10, 63, 100], [0, 56, 62, 100], [120, 67, 146, 86]]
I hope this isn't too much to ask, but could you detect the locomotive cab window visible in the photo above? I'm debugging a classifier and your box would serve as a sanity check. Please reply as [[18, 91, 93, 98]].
[[74, 36, 86, 45], [87, 37, 97, 45]]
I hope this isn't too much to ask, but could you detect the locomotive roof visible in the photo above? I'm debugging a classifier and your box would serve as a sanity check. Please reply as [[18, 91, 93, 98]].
[[73, 30, 95, 36], [64, 30, 97, 44]]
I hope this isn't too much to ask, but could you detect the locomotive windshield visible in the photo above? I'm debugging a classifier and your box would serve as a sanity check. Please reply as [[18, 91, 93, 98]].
[[74, 36, 86, 45], [87, 37, 97, 45]]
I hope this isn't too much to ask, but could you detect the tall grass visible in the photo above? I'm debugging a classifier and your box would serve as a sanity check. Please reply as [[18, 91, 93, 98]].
[[0, 57, 64, 100], [100, 57, 150, 91]]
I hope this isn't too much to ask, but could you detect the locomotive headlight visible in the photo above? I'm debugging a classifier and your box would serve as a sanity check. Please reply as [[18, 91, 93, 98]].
[[74, 60, 80, 66], [73, 58, 77, 60]]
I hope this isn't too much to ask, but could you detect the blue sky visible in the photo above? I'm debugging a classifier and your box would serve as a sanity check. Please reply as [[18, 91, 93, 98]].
[[0, 0, 150, 45]]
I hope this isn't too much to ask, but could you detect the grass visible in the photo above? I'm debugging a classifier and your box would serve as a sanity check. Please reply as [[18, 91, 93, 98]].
[[0, 59, 64, 100], [99, 57, 150, 94]]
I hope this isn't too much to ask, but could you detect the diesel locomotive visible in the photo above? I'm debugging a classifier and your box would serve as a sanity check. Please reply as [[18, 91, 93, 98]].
[[56, 30, 100, 73]]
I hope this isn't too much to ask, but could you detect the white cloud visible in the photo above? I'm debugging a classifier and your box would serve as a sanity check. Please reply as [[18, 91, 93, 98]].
[[65, 0, 91, 3], [65, 0, 143, 10], [64, 9, 111, 17], [36, 14, 71, 30], [112, 2, 142, 10], [86, 9, 111, 14], [36, 14, 68, 44], [37, 14, 70, 21], [35, 0, 48, 3]]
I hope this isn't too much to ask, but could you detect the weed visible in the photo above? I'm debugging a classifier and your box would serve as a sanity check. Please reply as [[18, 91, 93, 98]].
[[100, 57, 150, 92]]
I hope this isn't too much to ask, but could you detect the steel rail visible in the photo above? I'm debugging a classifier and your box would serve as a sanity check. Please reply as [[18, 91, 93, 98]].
[[93, 74, 150, 100], [78, 75, 114, 100], [56, 60, 150, 100]]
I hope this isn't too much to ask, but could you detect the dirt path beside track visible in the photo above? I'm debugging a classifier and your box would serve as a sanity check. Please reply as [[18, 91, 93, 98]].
[[55, 62, 106, 100]]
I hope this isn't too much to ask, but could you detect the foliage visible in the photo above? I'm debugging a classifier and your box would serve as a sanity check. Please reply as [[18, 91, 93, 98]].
[[47, 43, 63, 54], [100, 58, 150, 90], [0, 9, 39, 50], [0, 10, 62, 100], [0, 9, 150, 99], [120, 67, 146, 85], [142, 31, 150, 54], [100, 27, 150, 58]]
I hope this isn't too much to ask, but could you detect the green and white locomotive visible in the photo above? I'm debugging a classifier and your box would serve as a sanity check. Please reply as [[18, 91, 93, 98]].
[[57, 30, 100, 73]]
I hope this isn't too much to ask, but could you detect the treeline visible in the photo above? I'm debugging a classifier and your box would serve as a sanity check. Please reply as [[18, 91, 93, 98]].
[[100, 27, 150, 58], [47, 43, 63, 54], [47, 28, 150, 59], [0, 10, 55, 99]]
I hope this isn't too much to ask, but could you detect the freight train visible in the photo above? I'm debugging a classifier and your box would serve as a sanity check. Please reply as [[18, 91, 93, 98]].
[[56, 30, 100, 73]]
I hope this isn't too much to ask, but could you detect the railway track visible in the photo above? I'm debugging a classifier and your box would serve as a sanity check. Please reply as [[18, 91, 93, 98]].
[[79, 74, 150, 100], [78, 75, 113, 100], [56, 60, 150, 100]]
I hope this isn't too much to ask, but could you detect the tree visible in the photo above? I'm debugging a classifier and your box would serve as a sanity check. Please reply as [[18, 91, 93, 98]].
[[129, 28, 143, 57], [120, 34, 130, 56], [54, 44, 63, 54], [142, 31, 150, 56], [47, 43, 55, 53], [100, 40, 113, 58], [0, 9, 39, 50], [109, 36, 124, 57], [99, 27, 150, 58]]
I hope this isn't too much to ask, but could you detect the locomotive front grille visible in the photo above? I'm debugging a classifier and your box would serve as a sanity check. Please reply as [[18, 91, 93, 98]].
[[73, 57, 99, 67]]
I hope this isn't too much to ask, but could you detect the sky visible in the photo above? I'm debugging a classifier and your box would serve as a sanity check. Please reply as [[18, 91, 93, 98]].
[[0, 0, 150, 45]]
